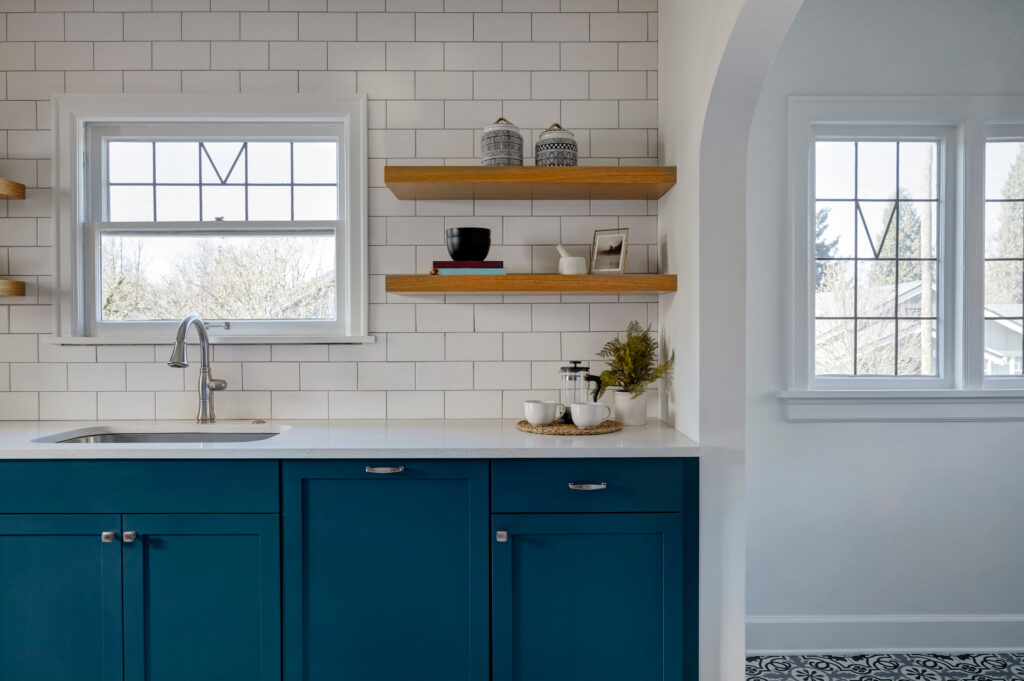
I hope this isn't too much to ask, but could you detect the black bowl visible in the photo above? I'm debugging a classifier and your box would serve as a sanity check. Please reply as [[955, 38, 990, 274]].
[[445, 227, 491, 261]]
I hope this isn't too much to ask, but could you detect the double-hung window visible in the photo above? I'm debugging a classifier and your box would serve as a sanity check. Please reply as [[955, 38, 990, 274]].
[[53, 94, 368, 343], [786, 96, 1024, 420]]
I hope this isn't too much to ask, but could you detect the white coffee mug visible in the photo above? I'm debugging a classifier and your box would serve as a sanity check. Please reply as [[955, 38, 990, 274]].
[[524, 400, 565, 426], [570, 402, 611, 429]]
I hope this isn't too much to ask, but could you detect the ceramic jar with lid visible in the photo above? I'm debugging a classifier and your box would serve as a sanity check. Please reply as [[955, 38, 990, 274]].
[[480, 117, 523, 166], [535, 123, 578, 167]]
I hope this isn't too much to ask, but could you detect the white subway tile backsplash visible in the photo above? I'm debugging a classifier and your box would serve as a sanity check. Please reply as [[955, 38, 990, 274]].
[[68, 363, 126, 392], [359, 361, 416, 390], [242, 12, 298, 39], [416, 361, 473, 390], [387, 390, 443, 418], [415, 13, 472, 41], [386, 41, 443, 70], [446, 332, 502, 361], [270, 42, 327, 70], [358, 12, 415, 41], [1, 1, 659, 421], [300, 362, 358, 390], [445, 390, 501, 418], [415, 70, 472, 99], [474, 12, 530, 41], [386, 332, 444, 361], [329, 390, 387, 418], [503, 332, 560, 360], [415, 304, 474, 332], [40, 391, 96, 420], [531, 12, 588, 41], [0, 393, 39, 420], [272, 391, 328, 419], [473, 361, 531, 389], [444, 42, 501, 71], [501, 41, 559, 70], [98, 392, 156, 420], [476, 303, 531, 332]]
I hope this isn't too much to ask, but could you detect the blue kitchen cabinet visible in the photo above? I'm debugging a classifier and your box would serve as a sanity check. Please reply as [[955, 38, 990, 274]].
[[282, 460, 489, 681], [0, 515, 124, 681], [0, 461, 280, 681], [122, 514, 281, 681], [491, 513, 695, 681]]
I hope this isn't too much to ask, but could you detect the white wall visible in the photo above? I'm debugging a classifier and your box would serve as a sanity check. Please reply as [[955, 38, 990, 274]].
[[0, 0, 661, 421], [746, 0, 1024, 653]]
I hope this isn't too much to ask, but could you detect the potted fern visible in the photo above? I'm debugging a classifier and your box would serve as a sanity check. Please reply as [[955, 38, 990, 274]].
[[596, 321, 675, 426]]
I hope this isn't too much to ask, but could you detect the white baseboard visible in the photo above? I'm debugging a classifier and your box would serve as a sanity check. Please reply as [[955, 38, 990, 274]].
[[746, 614, 1024, 655]]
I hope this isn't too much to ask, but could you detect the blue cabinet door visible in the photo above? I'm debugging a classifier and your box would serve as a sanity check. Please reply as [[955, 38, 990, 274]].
[[0, 515, 123, 681], [492, 513, 695, 681], [283, 461, 489, 681], [121, 514, 281, 681]]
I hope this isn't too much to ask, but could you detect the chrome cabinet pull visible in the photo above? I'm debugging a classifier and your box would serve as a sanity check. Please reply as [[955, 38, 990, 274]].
[[101, 531, 116, 543], [122, 530, 137, 543], [365, 465, 405, 474], [496, 531, 508, 543], [568, 482, 607, 491]]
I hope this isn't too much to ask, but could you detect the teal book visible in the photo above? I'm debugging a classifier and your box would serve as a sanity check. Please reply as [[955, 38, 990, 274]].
[[436, 268, 508, 275]]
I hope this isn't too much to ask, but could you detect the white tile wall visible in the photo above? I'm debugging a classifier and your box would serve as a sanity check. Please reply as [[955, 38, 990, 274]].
[[0, 1, 660, 420]]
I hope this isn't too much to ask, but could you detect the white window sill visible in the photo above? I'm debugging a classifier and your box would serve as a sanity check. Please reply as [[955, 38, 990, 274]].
[[46, 335, 377, 346], [778, 389, 1024, 422]]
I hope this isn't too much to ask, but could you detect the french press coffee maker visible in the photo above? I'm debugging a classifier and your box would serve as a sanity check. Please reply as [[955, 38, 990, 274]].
[[559, 361, 603, 423]]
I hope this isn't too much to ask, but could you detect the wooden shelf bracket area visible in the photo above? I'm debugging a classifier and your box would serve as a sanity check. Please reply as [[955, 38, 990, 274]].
[[0, 280, 26, 297], [385, 274, 677, 296], [0, 178, 26, 200], [384, 166, 676, 201]]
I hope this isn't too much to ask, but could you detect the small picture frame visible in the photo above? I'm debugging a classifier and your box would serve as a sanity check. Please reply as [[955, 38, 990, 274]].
[[590, 228, 629, 274]]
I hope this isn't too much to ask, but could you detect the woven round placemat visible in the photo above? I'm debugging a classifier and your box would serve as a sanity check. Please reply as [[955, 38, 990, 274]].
[[516, 419, 623, 436]]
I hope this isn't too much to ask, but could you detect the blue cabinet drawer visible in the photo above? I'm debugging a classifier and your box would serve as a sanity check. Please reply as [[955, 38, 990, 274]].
[[491, 458, 695, 513], [0, 461, 279, 513]]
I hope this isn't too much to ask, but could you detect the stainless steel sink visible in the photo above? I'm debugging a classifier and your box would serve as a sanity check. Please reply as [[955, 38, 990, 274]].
[[57, 432, 279, 444]]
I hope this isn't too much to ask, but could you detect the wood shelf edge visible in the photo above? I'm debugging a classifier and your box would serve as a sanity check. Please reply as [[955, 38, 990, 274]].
[[0, 178, 26, 200], [385, 274, 677, 295], [0, 280, 27, 297]]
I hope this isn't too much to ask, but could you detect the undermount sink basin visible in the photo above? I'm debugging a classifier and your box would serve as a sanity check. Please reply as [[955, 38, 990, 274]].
[[33, 423, 288, 445], [57, 432, 279, 444]]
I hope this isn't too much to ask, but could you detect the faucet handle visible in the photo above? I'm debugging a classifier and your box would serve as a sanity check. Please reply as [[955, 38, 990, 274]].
[[208, 378, 227, 391]]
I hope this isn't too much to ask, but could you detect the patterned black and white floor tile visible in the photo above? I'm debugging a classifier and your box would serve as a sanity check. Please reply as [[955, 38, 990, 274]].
[[746, 653, 1024, 680]]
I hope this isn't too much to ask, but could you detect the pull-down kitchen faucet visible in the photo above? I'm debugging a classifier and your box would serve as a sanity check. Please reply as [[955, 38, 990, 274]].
[[167, 315, 227, 423]]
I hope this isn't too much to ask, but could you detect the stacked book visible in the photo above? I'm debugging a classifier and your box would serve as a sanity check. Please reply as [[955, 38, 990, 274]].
[[431, 260, 507, 275]]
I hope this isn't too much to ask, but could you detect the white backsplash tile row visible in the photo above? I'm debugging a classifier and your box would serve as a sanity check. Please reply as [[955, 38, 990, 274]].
[[0, 2, 661, 420]]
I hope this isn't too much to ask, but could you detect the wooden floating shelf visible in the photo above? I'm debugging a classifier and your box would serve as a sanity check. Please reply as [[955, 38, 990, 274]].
[[384, 166, 676, 201], [0, 178, 26, 200], [0, 280, 26, 297], [385, 274, 677, 296]]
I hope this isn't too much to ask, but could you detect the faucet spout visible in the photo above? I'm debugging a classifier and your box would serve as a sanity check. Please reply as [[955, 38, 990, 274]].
[[167, 315, 226, 424]]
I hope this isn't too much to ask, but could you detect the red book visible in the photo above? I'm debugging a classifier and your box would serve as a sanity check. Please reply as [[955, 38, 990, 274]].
[[432, 261, 504, 268]]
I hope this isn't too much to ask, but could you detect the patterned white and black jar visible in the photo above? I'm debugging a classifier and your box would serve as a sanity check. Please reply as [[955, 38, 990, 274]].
[[480, 117, 523, 166], [535, 123, 578, 167]]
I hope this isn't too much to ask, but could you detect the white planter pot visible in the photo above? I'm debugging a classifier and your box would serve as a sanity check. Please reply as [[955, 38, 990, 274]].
[[613, 390, 647, 426]]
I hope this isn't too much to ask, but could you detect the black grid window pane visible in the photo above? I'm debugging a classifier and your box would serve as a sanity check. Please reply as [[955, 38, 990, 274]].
[[814, 139, 940, 377], [107, 140, 340, 223], [983, 140, 1024, 376]]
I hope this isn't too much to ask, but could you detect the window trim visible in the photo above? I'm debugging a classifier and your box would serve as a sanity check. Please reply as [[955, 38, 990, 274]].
[[52, 93, 371, 345], [783, 95, 1024, 420]]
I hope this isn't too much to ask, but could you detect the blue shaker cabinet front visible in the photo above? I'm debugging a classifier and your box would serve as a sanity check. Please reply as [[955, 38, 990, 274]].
[[121, 514, 281, 681], [282, 460, 490, 681], [0, 515, 124, 681]]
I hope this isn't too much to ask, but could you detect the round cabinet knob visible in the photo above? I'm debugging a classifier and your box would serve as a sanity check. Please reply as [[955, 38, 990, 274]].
[[122, 530, 138, 543]]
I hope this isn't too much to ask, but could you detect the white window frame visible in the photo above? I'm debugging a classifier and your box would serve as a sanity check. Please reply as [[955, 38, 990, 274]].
[[782, 96, 1024, 421], [52, 94, 370, 345]]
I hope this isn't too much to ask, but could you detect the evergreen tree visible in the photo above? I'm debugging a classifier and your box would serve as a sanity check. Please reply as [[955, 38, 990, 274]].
[[985, 147, 1024, 309], [814, 207, 839, 286]]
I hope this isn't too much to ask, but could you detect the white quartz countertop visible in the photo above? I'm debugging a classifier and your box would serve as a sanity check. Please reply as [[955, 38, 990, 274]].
[[0, 419, 700, 459]]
